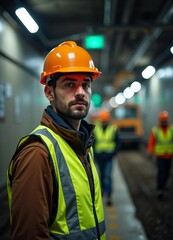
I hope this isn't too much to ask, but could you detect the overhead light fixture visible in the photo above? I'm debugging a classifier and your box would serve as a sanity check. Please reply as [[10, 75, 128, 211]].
[[15, 7, 39, 33], [142, 65, 156, 79], [108, 97, 118, 108], [130, 81, 141, 93], [123, 87, 134, 99], [170, 46, 173, 54], [115, 92, 126, 105]]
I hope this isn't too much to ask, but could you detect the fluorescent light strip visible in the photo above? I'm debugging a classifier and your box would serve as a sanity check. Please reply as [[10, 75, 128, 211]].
[[15, 7, 39, 33]]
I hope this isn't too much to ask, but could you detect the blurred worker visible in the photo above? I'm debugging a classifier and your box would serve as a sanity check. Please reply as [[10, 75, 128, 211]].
[[147, 110, 173, 200], [7, 41, 106, 240], [93, 109, 120, 206]]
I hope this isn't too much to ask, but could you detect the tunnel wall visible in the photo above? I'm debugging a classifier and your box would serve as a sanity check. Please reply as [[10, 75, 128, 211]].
[[0, 16, 48, 188]]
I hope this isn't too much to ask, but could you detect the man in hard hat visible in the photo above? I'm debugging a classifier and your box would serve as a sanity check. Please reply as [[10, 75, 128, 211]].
[[93, 109, 120, 206], [7, 41, 106, 239], [147, 110, 173, 200]]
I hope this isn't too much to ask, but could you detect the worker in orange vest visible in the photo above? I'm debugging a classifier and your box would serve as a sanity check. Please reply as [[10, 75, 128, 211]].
[[147, 111, 173, 200]]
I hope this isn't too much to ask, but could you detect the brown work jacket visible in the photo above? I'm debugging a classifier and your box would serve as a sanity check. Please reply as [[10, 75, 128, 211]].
[[9, 109, 95, 240]]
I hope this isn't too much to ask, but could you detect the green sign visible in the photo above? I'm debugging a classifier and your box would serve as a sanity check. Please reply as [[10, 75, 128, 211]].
[[91, 93, 102, 107], [85, 35, 104, 49]]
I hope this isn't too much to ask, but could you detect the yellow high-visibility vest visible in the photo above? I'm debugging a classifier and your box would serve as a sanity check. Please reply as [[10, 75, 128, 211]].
[[94, 124, 116, 153], [7, 125, 106, 240], [152, 126, 173, 155]]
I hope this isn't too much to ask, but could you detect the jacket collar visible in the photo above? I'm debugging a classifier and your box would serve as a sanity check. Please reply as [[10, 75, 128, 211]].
[[42, 105, 95, 149]]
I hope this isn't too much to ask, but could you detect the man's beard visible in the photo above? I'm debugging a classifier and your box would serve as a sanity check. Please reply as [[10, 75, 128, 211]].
[[54, 97, 90, 120], [66, 107, 89, 120]]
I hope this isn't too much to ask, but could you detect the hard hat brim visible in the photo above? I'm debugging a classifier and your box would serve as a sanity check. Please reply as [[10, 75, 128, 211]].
[[40, 67, 101, 85]]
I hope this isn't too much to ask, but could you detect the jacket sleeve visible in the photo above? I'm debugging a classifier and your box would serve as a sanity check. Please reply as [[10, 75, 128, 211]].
[[11, 140, 54, 240], [147, 130, 156, 154]]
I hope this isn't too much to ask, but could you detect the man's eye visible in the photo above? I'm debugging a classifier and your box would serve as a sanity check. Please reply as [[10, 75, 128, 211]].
[[65, 82, 75, 87], [83, 83, 91, 89]]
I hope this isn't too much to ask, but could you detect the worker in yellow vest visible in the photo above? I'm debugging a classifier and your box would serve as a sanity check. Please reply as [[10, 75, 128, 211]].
[[93, 109, 120, 206], [147, 111, 173, 200], [7, 41, 106, 239]]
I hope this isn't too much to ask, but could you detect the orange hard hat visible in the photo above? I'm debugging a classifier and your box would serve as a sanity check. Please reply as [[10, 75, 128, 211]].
[[99, 109, 110, 121], [40, 41, 101, 85], [158, 111, 169, 121]]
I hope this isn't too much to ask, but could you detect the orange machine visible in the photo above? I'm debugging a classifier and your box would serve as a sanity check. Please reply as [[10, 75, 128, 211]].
[[112, 103, 144, 145]]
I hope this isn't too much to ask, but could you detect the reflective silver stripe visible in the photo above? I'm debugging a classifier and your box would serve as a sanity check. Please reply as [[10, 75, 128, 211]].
[[49, 220, 106, 240], [33, 128, 80, 232]]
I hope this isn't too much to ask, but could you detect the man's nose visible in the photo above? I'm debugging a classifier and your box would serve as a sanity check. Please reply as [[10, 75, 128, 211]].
[[75, 85, 85, 96]]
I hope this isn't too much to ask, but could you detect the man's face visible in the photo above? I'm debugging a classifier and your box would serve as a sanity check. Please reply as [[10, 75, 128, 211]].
[[47, 74, 92, 120]]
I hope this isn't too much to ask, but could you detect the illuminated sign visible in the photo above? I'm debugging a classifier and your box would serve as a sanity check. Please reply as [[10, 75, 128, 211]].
[[85, 35, 105, 49]]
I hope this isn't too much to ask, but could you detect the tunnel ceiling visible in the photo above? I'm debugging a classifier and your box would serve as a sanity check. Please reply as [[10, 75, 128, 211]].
[[1, 0, 173, 101]]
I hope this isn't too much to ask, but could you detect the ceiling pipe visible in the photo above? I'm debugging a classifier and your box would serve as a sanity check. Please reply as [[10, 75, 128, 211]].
[[100, 0, 112, 73], [110, 0, 136, 72], [125, 0, 173, 71]]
